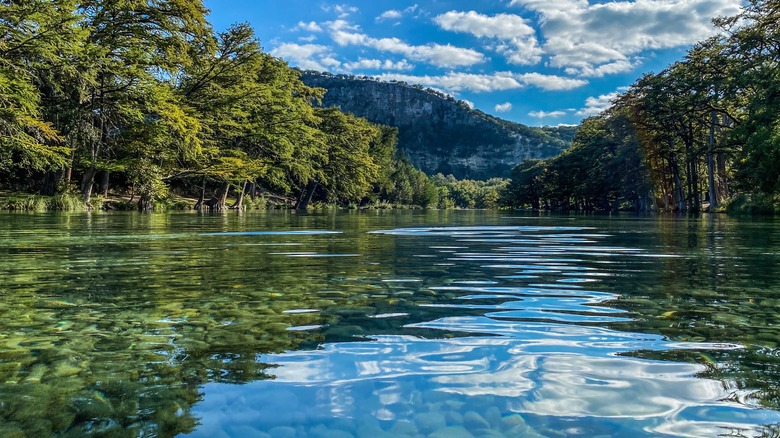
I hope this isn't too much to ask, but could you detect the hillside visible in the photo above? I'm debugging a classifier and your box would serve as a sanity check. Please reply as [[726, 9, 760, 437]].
[[300, 71, 573, 180]]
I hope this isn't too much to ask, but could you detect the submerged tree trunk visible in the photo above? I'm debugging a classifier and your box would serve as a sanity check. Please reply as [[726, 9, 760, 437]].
[[231, 181, 248, 210], [194, 176, 207, 210], [213, 182, 230, 211], [296, 180, 319, 210], [138, 193, 154, 212]]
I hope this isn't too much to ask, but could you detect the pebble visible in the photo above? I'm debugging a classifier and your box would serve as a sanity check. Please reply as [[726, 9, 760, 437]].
[[463, 411, 490, 431], [501, 414, 527, 429], [445, 411, 463, 426], [391, 420, 418, 435], [484, 406, 502, 428]]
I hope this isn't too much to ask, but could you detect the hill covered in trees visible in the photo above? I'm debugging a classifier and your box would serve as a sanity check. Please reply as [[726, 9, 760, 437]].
[[301, 72, 572, 179], [505, 0, 780, 214]]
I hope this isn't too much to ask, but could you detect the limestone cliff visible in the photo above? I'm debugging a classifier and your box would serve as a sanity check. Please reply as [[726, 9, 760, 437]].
[[301, 71, 573, 179]]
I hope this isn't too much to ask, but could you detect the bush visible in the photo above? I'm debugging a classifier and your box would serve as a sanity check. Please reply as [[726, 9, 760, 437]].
[[725, 193, 780, 215]]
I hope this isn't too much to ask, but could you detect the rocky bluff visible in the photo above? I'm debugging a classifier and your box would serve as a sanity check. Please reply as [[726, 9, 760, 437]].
[[301, 71, 574, 180]]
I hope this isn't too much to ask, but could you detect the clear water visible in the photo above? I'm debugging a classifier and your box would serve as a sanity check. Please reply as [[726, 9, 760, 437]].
[[1, 210, 780, 437]]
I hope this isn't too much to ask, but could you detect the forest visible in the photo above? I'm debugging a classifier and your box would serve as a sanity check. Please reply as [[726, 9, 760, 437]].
[[505, 0, 780, 214], [1, 0, 495, 211]]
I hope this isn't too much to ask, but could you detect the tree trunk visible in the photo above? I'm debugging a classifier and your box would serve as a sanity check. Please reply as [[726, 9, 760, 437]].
[[213, 182, 230, 211], [81, 168, 96, 204], [138, 193, 154, 212], [296, 180, 319, 210], [716, 152, 729, 203], [41, 171, 62, 196], [231, 181, 247, 210], [194, 176, 206, 210], [707, 110, 718, 211], [669, 149, 686, 212], [99, 170, 110, 198], [63, 157, 72, 184], [248, 182, 256, 200]]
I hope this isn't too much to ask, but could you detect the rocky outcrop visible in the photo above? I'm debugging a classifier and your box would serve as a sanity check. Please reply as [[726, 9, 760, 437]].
[[301, 71, 573, 179]]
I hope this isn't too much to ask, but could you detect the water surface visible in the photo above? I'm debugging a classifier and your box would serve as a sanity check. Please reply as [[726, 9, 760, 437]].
[[1, 211, 779, 437]]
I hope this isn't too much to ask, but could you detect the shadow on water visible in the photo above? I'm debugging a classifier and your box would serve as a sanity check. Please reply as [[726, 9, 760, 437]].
[[0, 211, 779, 437]]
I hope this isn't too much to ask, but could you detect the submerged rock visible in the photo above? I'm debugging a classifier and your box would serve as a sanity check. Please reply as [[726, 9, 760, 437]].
[[414, 411, 446, 434]]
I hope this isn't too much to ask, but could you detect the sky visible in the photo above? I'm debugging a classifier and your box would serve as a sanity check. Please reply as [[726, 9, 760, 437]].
[[203, 0, 743, 127]]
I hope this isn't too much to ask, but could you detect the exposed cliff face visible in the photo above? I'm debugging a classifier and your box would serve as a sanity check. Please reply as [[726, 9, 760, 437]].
[[301, 71, 573, 180]]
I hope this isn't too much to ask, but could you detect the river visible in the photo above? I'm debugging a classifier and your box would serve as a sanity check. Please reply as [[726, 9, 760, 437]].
[[1, 210, 779, 437]]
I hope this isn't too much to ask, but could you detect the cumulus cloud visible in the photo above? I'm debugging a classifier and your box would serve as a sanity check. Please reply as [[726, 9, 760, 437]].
[[343, 58, 413, 71], [516, 73, 587, 91], [576, 90, 624, 116], [327, 20, 486, 68], [509, 0, 742, 75], [377, 4, 419, 22], [461, 99, 475, 109], [294, 21, 322, 32], [271, 43, 339, 71], [375, 71, 586, 93], [434, 11, 542, 65], [495, 102, 513, 112], [377, 10, 403, 21], [435, 11, 535, 39], [529, 110, 568, 118], [323, 4, 359, 18]]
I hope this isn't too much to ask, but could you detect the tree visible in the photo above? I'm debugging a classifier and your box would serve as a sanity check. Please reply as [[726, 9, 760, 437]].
[[0, 1, 77, 178]]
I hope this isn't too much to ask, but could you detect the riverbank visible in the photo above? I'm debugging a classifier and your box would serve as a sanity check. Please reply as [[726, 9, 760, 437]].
[[0, 192, 433, 212]]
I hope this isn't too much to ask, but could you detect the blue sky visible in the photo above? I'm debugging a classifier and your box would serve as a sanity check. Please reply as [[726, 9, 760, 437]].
[[204, 0, 742, 126]]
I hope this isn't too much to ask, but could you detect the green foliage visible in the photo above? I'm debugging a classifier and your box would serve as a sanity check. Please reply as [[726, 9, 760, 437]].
[[505, 0, 780, 214], [725, 194, 780, 215], [0, 1, 501, 211], [505, 114, 652, 212]]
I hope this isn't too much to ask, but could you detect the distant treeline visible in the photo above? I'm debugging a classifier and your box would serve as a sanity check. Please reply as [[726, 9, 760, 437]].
[[0, 1, 488, 212], [504, 0, 780, 214]]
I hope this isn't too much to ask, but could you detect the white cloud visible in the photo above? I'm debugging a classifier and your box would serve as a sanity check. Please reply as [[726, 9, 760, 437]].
[[566, 59, 638, 78], [294, 21, 322, 32], [327, 20, 486, 68], [376, 10, 402, 21], [343, 58, 413, 71], [298, 35, 318, 43], [323, 4, 359, 18], [516, 73, 587, 91], [529, 110, 567, 118], [509, 0, 742, 76], [576, 90, 625, 116], [434, 10, 542, 65], [377, 4, 420, 22], [377, 72, 521, 93], [270, 43, 339, 72], [435, 11, 535, 39], [495, 102, 513, 113], [375, 71, 587, 93], [461, 99, 475, 109]]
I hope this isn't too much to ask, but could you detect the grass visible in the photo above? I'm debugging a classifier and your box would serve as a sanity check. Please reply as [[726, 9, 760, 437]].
[[0, 192, 86, 212]]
